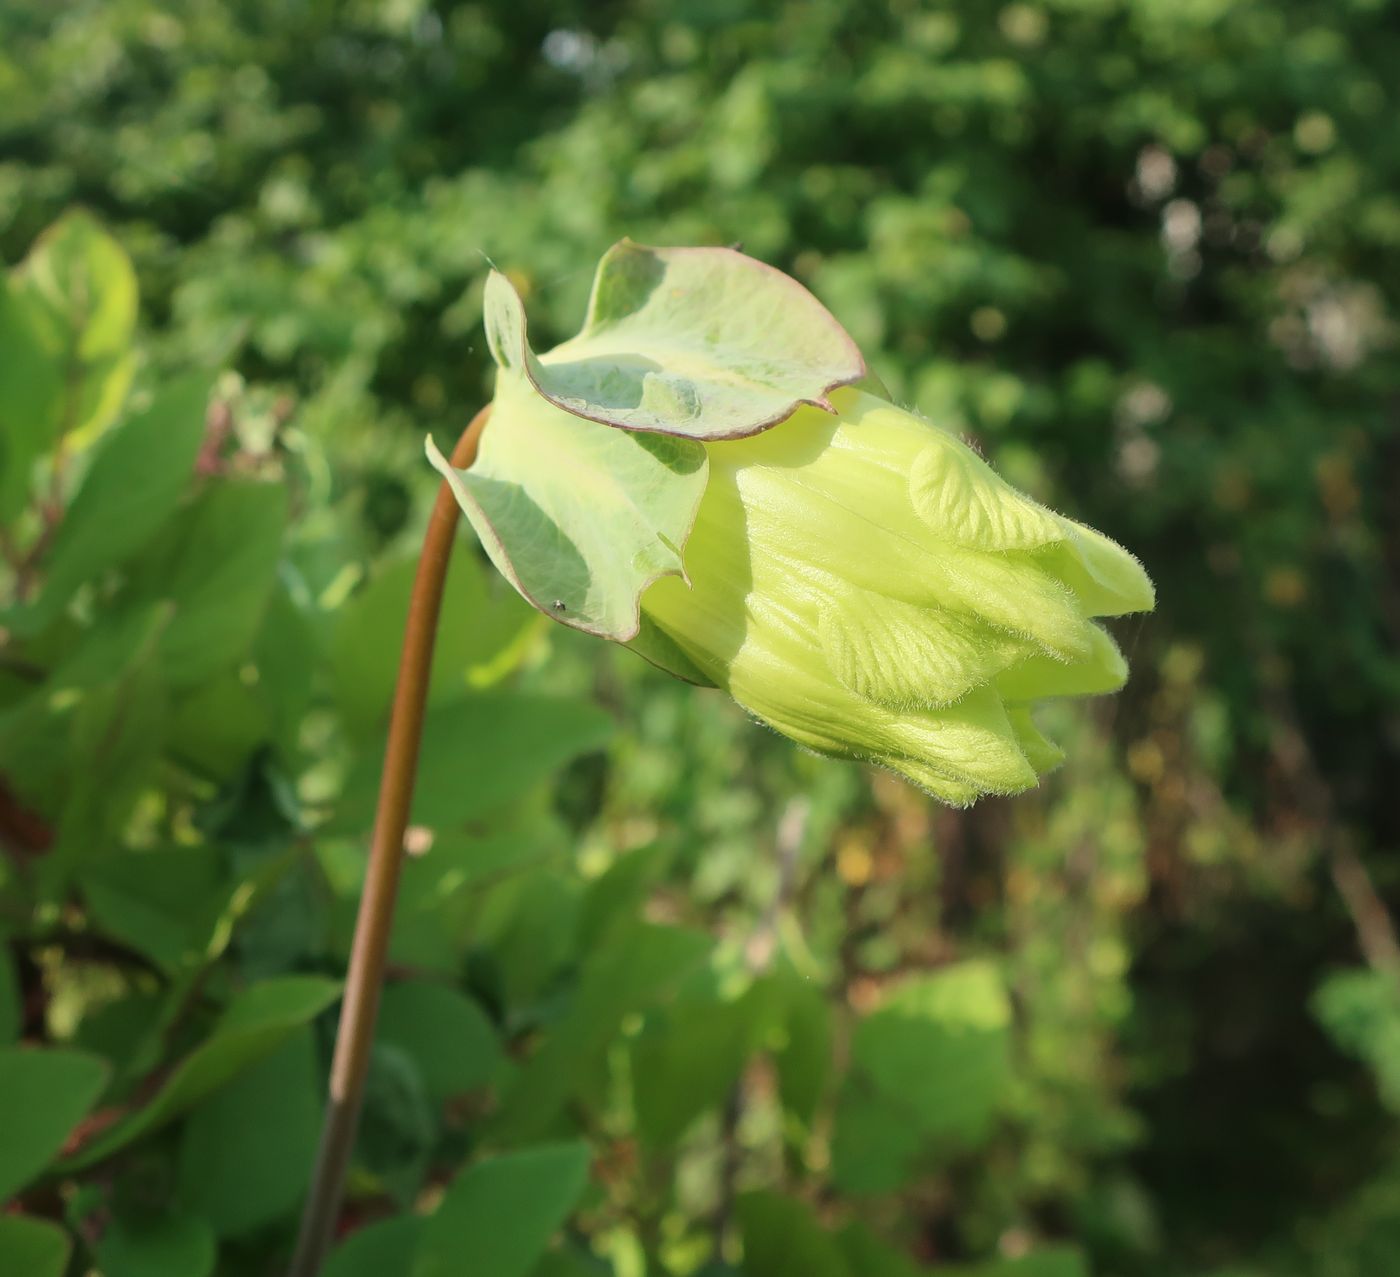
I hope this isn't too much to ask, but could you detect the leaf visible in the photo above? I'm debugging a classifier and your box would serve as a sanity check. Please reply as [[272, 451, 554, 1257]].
[[632, 976, 774, 1147], [831, 961, 1013, 1193], [491, 241, 866, 441], [251, 576, 318, 755], [377, 980, 505, 1102], [0, 212, 137, 518], [175, 1027, 321, 1236], [412, 1143, 591, 1277], [427, 381, 708, 641], [0, 1216, 72, 1277], [324, 1216, 424, 1277], [474, 868, 581, 1008], [92, 1211, 216, 1277], [856, 960, 1012, 1133], [492, 922, 712, 1141], [41, 607, 169, 890], [828, 1083, 928, 1196], [19, 375, 213, 632], [331, 546, 536, 736], [338, 691, 614, 830], [59, 975, 340, 1170], [0, 1046, 109, 1201], [1313, 967, 1400, 1113], [165, 671, 273, 778], [122, 478, 289, 688], [835, 1222, 922, 1277], [737, 1191, 851, 1277], [773, 970, 832, 1126], [80, 846, 227, 973]]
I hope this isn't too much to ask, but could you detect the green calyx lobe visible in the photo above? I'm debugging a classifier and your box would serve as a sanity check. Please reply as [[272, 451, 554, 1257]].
[[429, 241, 864, 645]]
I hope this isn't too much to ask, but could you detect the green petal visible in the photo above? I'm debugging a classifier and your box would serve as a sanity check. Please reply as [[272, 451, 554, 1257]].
[[909, 428, 1065, 550], [994, 623, 1127, 703], [885, 688, 1038, 796], [1006, 708, 1067, 775], [818, 589, 1029, 709], [921, 544, 1102, 664], [885, 759, 985, 807], [1042, 518, 1156, 616]]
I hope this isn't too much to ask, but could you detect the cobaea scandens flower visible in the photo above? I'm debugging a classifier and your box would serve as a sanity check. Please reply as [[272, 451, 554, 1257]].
[[432, 242, 1153, 806]]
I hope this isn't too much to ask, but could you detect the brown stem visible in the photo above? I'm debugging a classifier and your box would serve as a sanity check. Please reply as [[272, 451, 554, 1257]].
[[289, 407, 490, 1277]]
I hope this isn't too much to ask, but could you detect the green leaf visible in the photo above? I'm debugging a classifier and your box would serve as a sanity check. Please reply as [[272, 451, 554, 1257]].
[[1313, 967, 1400, 1112], [475, 868, 581, 1008], [835, 1222, 922, 1277], [773, 970, 832, 1126], [251, 576, 318, 756], [80, 846, 227, 973], [377, 980, 505, 1102], [413, 1143, 591, 1277], [165, 671, 273, 778], [19, 375, 213, 631], [737, 1191, 851, 1277], [122, 478, 289, 688], [331, 546, 536, 736], [41, 607, 169, 889], [493, 922, 712, 1141], [828, 1083, 928, 1196], [175, 1027, 321, 1236], [0, 211, 137, 518], [427, 381, 707, 642], [59, 975, 340, 1170], [831, 960, 1012, 1193], [489, 241, 865, 441], [0, 1215, 72, 1277], [338, 691, 614, 830], [632, 976, 773, 1147], [324, 1216, 424, 1277], [0, 1046, 109, 1201], [92, 1211, 216, 1277]]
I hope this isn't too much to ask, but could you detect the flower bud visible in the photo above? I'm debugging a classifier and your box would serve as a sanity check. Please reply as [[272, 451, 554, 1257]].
[[637, 387, 1153, 805]]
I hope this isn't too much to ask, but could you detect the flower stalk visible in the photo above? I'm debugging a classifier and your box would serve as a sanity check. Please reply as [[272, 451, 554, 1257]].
[[288, 406, 491, 1277]]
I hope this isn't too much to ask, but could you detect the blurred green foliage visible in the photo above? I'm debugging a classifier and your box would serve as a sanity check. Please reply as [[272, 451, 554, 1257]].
[[1, 2, 1398, 1276]]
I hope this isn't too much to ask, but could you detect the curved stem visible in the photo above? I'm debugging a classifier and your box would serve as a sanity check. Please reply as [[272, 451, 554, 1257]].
[[289, 406, 490, 1277]]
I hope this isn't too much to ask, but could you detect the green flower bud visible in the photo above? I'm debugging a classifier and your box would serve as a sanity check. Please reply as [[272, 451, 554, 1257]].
[[435, 243, 1154, 806], [637, 387, 1153, 805]]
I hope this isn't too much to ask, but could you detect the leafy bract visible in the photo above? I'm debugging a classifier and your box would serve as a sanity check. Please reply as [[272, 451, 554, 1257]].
[[427, 379, 707, 640], [435, 241, 865, 639], [487, 241, 865, 441]]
